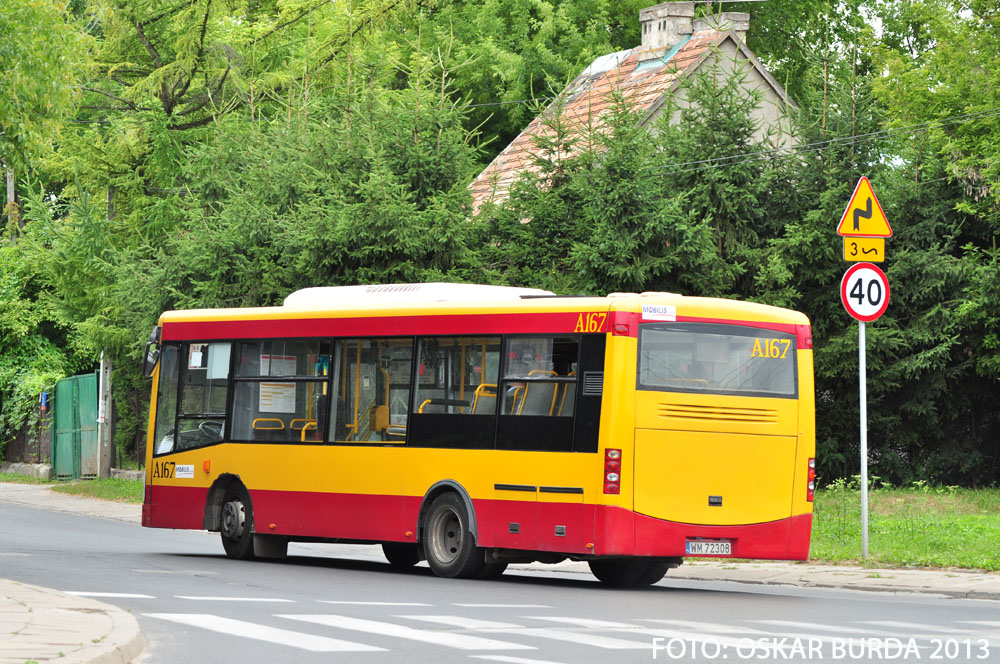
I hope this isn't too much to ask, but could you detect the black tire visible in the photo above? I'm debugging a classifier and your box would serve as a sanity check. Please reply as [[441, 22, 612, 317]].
[[423, 492, 483, 578], [588, 559, 667, 586], [220, 485, 255, 560], [477, 562, 508, 580], [634, 563, 669, 586], [382, 542, 421, 569]]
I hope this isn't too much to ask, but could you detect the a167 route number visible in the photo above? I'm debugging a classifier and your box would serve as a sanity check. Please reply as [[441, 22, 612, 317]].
[[841, 262, 890, 322]]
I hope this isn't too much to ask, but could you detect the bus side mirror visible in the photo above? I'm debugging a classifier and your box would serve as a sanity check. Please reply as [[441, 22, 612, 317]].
[[143, 325, 162, 378], [143, 342, 160, 378]]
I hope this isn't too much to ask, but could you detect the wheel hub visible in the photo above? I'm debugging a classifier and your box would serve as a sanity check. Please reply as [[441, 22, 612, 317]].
[[429, 508, 462, 564], [221, 500, 245, 539]]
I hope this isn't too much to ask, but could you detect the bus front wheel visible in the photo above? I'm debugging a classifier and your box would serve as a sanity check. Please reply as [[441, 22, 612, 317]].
[[382, 542, 421, 569], [220, 486, 255, 560], [588, 559, 668, 586], [423, 493, 483, 578]]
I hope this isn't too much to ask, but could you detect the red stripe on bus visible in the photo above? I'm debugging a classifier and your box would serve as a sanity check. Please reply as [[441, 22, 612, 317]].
[[146, 485, 208, 530], [145, 484, 810, 561], [161, 312, 607, 341]]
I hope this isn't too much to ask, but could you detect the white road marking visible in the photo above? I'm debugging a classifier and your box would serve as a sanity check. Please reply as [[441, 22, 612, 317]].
[[470, 656, 568, 664], [280, 614, 536, 651], [400, 615, 523, 629], [66, 592, 154, 599], [749, 619, 879, 635], [862, 620, 984, 634], [144, 613, 384, 652], [455, 604, 552, 609], [643, 618, 770, 635], [528, 616, 835, 652], [175, 596, 294, 602], [318, 600, 432, 606], [409, 615, 653, 651], [959, 621, 1000, 627]]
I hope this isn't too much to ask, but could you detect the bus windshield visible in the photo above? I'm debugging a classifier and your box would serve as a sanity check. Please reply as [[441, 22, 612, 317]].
[[637, 323, 797, 398]]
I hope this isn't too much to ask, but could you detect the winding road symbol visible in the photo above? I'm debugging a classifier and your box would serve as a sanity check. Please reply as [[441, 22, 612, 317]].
[[853, 196, 873, 232], [837, 177, 892, 238]]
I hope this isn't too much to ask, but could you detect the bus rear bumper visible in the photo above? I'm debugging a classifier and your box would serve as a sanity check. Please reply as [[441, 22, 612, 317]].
[[596, 507, 812, 561]]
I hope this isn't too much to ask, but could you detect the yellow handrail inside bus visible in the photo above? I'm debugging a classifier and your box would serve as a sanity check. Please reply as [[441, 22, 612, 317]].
[[290, 418, 315, 431], [517, 370, 559, 415], [252, 418, 284, 430], [471, 383, 497, 414], [299, 421, 317, 442]]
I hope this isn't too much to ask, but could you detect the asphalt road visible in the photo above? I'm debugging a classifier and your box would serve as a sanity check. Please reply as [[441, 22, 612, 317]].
[[1, 501, 998, 664]]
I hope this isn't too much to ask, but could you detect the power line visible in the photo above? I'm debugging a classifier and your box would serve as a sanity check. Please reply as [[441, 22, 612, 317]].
[[642, 107, 1000, 176]]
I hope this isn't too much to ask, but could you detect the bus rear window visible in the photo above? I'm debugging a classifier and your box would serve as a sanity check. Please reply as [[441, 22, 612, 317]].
[[637, 323, 797, 398]]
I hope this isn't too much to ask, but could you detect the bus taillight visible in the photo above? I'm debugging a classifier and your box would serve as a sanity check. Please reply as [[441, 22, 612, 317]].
[[604, 449, 621, 494], [807, 458, 816, 502]]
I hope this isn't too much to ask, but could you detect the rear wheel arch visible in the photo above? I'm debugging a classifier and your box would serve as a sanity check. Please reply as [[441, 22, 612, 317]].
[[203, 473, 247, 532], [416, 480, 478, 545]]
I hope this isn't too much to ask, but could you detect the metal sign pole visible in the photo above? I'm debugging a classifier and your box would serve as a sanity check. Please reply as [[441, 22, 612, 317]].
[[859, 320, 869, 558]]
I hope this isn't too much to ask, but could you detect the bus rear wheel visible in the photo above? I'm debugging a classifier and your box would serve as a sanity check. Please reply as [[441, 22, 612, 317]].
[[588, 559, 668, 586], [220, 486, 255, 560], [423, 493, 483, 578]]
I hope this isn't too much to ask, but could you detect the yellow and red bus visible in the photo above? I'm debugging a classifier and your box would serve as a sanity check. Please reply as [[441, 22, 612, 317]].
[[142, 283, 815, 585]]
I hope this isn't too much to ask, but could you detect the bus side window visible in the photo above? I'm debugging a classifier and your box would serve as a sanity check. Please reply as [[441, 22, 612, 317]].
[[173, 342, 230, 451], [407, 336, 500, 449], [497, 335, 581, 452], [329, 338, 413, 443], [153, 344, 181, 456], [231, 340, 331, 443]]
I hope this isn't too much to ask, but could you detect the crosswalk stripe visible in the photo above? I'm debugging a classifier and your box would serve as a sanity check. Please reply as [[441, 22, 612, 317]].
[[643, 618, 770, 635], [400, 615, 523, 629], [959, 621, 1000, 627], [279, 614, 535, 651], [175, 596, 294, 602], [399, 614, 653, 650], [66, 592, 154, 599], [455, 604, 552, 609], [529, 616, 841, 652], [143, 613, 384, 652], [318, 600, 432, 606], [470, 656, 569, 664]]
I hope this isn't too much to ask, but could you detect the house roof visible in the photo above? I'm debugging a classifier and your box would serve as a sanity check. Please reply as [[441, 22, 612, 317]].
[[468, 28, 790, 215]]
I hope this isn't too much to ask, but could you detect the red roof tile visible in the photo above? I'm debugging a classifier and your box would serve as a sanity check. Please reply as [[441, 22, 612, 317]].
[[468, 30, 729, 214]]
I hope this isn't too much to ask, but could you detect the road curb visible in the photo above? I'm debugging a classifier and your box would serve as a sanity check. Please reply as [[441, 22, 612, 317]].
[[0, 579, 145, 664]]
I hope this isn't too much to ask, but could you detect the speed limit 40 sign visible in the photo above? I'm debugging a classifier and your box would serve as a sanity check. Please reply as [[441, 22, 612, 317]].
[[841, 262, 890, 322]]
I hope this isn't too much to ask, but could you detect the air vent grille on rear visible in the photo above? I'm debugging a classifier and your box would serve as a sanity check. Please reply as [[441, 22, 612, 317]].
[[657, 403, 778, 423], [582, 372, 604, 396]]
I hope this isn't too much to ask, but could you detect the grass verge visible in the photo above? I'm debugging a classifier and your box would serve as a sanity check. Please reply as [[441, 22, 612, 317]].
[[812, 483, 1000, 571], [0, 472, 52, 484], [50, 478, 144, 503]]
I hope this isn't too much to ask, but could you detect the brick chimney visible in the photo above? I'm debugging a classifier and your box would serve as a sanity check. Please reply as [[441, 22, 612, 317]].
[[638, 2, 695, 63]]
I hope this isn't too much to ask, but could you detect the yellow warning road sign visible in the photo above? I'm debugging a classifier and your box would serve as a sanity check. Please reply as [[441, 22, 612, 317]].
[[844, 237, 885, 263], [837, 177, 892, 237]]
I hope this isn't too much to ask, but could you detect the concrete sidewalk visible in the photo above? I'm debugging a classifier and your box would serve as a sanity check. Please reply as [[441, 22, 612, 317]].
[[1, 480, 999, 663], [0, 579, 144, 664], [0, 483, 145, 663]]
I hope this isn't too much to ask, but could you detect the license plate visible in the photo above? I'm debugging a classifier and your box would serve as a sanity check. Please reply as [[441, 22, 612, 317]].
[[686, 540, 732, 555]]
